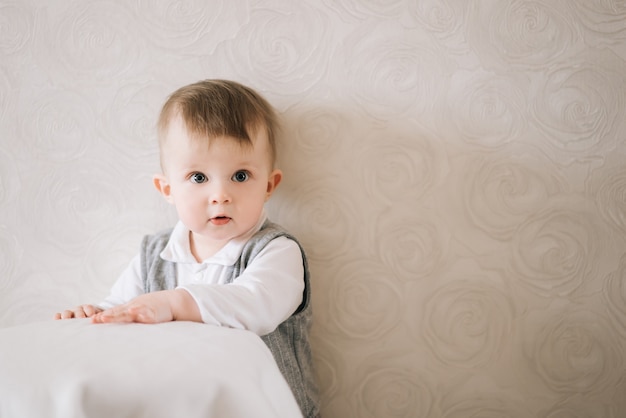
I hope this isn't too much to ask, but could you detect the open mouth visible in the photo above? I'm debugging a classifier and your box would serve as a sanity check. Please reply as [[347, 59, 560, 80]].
[[210, 216, 231, 226]]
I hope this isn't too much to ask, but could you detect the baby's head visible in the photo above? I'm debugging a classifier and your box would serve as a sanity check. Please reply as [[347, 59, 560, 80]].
[[153, 80, 283, 255], [156, 79, 279, 169]]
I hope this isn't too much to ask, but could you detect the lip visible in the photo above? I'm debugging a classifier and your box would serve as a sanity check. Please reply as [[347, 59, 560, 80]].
[[209, 216, 231, 226]]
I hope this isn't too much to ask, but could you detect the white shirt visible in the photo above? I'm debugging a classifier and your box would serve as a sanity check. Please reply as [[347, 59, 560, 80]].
[[99, 213, 305, 336]]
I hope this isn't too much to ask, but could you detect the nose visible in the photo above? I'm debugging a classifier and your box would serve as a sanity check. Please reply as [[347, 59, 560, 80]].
[[209, 182, 231, 205]]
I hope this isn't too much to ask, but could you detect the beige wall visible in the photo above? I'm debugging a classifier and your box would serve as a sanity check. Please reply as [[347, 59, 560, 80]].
[[1, 1, 625, 416]]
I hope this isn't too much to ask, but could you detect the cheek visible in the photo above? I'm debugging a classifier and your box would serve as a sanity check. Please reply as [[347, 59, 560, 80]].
[[173, 189, 205, 211], [239, 184, 267, 204]]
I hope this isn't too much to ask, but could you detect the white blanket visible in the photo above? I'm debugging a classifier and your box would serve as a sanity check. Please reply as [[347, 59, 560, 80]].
[[0, 319, 302, 418]]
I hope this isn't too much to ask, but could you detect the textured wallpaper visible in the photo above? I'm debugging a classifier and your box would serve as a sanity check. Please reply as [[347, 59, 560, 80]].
[[1, 1, 626, 417]]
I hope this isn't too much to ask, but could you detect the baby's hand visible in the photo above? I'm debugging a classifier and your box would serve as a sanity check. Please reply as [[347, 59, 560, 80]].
[[54, 304, 102, 320], [91, 291, 175, 324], [91, 290, 200, 324]]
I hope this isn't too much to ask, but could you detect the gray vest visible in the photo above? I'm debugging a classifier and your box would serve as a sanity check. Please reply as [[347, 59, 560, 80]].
[[139, 221, 319, 418]]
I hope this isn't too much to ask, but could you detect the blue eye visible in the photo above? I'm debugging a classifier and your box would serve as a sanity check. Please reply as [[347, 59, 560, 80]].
[[190, 172, 208, 183], [232, 170, 249, 182]]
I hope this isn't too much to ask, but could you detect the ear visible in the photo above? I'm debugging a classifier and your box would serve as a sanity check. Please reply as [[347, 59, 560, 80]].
[[153, 174, 174, 204], [265, 169, 283, 201]]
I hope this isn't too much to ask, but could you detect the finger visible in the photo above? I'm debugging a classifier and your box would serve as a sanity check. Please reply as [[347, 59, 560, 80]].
[[92, 312, 111, 323], [53, 312, 61, 320], [82, 305, 97, 317], [92, 311, 112, 323], [93, 307, 133, 324], [103, 305, 154, 324], [60, 310, 75, 319], [74, 308, 87, 319], [128, 306, 156, 323]]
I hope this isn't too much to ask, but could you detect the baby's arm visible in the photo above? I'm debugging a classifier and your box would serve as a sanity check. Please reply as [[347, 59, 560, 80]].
[[179, 237, 304, 335], [54, 305, 103, 320], [91, 289, 201, 324], [95, 237, 303, 329]]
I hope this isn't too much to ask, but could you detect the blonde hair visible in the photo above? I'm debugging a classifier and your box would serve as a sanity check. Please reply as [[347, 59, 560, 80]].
[[157, 79, 279, 167]]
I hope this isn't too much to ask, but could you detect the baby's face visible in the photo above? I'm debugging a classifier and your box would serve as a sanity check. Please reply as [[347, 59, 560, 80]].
[[157, 115, 281, 254]]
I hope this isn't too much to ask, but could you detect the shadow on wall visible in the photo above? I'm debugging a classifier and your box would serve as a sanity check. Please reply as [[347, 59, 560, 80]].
[[267, 103, 456, 415]]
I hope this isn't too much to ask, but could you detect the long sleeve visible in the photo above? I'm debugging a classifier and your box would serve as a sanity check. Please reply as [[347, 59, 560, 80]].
[[178, 237, 305, 336]]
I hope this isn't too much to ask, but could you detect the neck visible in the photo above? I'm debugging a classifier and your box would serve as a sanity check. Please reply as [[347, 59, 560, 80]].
[[189, 232, 227, 262]]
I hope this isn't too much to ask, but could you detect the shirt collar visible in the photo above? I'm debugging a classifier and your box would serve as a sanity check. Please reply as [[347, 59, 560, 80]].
[[160, 210, 268, 266]]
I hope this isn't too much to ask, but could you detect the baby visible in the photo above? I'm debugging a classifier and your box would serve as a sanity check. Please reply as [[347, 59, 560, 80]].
[[55, 79, 319, 417]]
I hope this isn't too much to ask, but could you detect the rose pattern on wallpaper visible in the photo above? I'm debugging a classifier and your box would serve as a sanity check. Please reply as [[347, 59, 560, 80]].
[[523, 305, 624, 397], [43, 2, 142, 81], [337, 21, 453, 120], [466, 0, 582, 72], [374, 209, 450, 282], [1, 1, 626, 417], [445, 70, 529, 149], [591, 158, 626, 238], [0, 225, 21, 291], [422, 278, 515, 369], [570, 0, 626, 41], [509, 202, 614, 298], [531, 49, 626, 162], [357, 127, 448, 205], [407, 0, 467, 48], [355, 363, 434, 418], [540, 395, 619, 418], [134, 0, 246, 53], [216, 3, 332, 95], [448, 151, 567, 243], [603, 253, 626, 341], [323, 259, 404, 341], [99, 81, 167, 160], [0, 1, 33, 55], [439, 396, 533, 418], [19, 88, 94, 162], [0, 148, 19, 207]]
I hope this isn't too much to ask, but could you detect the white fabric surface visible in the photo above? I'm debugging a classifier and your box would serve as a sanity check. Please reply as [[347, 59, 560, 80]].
[[0, 319, 302, 418]]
